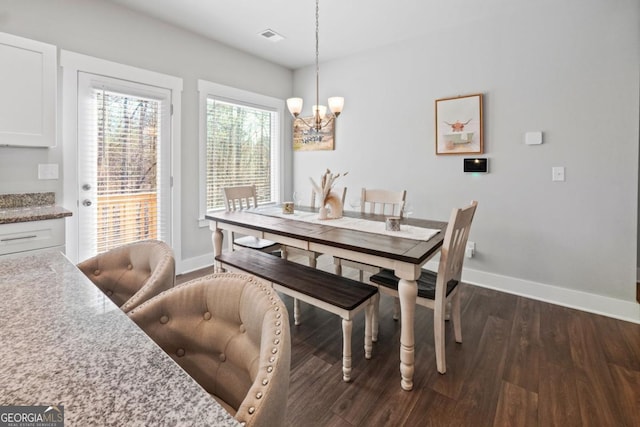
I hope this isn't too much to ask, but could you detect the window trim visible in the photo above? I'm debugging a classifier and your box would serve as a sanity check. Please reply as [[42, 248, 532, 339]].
[[197, 80, 285, 226]]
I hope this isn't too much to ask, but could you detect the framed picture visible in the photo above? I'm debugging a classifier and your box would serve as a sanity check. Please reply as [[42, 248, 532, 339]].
[[435, 93, 483, 155], [293, 117, 334, 151]]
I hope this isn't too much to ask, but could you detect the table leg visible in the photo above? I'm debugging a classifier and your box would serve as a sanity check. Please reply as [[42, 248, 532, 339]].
[[212, 227, 223, 272], [398, 278, 418, 391]]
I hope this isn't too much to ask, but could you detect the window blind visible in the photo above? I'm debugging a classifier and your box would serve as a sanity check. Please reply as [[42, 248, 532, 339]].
[[206, 98, 276, 211]]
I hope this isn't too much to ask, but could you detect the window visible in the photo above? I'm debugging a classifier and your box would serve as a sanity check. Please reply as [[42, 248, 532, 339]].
[[198, 81, 284, 219]]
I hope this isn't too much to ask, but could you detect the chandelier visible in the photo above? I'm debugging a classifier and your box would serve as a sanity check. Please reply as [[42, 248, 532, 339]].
[[286, 0, 344, 131]]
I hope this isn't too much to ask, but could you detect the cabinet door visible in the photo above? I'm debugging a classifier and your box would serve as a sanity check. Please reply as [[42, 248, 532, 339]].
[[0, 32, 57, 147]]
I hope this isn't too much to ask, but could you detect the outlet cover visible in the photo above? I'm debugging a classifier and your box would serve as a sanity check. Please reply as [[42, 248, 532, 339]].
[[38, 163, 59, 180]]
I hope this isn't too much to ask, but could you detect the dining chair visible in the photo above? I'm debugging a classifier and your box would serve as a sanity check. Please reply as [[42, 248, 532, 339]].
[[281, 186, 347, 268], [77, 239, 176, 313], [222, 185, 281, 254], [369, 200, 478, 374], [128, 272, 291, 427], [334, 188, 406, 336]]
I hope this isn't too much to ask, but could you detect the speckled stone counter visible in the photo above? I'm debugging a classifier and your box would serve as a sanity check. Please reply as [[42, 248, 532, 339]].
[[0, 192, 72, 224], [0, 250, 240, 426]]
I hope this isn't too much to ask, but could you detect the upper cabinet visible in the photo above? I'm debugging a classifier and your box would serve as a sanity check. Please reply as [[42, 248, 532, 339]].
[[0, 32, 57, 147]]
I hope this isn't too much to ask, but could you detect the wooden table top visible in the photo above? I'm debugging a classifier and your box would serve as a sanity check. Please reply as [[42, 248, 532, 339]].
[[206, 206, 447, 265]]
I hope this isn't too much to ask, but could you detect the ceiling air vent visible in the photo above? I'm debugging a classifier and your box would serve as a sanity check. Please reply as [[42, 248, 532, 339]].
[[258, 29, 285, 42]]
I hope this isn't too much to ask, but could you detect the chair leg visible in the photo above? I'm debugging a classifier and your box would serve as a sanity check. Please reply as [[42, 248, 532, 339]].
[[434, 302, 446, 374], [281, 246, 288, 260], [358, 269, 364, 282], [452, 292, 462, 343], [342, 318, 353, 382], [293, 298, 301, 326], [393, 297, 400, 320], [445, 300, 452, 321], [372, 293, 380, 342], [364, 301, 373, 359], [309, 255, 317, 268], [334, 259, 342, 275]]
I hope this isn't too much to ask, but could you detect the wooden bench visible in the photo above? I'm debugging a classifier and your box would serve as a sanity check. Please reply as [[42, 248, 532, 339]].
[[216, 250, 377, 382]]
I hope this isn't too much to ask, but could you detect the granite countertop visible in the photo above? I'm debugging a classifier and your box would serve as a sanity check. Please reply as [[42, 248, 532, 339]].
[[0, 250, 239, 426], [0, 192, 72, 224]]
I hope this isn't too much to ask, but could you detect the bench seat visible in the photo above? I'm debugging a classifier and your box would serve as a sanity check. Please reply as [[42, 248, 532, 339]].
[[216, 250, 377, 382]]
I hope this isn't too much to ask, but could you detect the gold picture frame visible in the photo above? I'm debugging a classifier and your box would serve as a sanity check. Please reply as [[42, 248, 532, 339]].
[[435, 93, 483, 155], [293, 117, 335, 151]]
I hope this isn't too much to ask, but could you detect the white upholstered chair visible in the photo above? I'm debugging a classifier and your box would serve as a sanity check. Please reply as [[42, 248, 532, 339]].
[[222, 185, 281, 254], [77, 239, 175, 313], [369, 200, 478, 374], [128, 272, 291, 427]]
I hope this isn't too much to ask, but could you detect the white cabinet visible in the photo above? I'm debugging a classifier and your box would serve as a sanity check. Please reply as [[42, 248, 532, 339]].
[[0, 32, 57, 147], [0, 219, 65, 256]]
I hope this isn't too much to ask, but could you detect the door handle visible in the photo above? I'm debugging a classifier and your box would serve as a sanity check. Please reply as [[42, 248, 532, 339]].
[[82, 199, 92, 207]]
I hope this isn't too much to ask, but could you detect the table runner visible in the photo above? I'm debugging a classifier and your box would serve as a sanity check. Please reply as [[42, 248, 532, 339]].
[[257, 206, 440, 241]]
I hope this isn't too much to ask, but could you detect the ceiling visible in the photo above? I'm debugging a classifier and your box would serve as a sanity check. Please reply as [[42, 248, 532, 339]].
[[105, 0, 514, 69]]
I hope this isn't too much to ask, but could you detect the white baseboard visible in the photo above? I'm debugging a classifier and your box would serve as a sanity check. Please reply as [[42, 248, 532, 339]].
[[178, 255, 640, 324], [177, 252, 215, 275], [426, 261, 640, 324]]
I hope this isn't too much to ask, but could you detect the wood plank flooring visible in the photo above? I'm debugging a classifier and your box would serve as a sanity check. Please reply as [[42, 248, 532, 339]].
[[176, 255, 640, 427]]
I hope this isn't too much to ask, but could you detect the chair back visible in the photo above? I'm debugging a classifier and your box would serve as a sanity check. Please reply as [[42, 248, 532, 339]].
[[128, 272, 291, 427], [310, 186, 347, 208], [361, 188, 406, 217], [77, 239, 175, 313], [436, 201, 478, 299], [223, 185, 259, 211]]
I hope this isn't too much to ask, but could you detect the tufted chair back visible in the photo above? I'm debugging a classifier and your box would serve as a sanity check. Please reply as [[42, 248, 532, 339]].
[[77, 239, 175, 313], [128, 273, 291, 427]]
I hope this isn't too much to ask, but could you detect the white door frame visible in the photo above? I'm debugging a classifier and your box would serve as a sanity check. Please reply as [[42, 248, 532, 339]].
[[61, 50, 183, 267]]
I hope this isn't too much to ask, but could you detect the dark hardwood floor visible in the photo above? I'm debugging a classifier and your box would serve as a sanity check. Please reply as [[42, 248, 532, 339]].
[[176, 255, 640, 427]]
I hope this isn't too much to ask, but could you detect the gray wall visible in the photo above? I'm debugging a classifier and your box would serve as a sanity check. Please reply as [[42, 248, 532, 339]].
[[0, 0, 292, 263], [292, 0, 640, 303]]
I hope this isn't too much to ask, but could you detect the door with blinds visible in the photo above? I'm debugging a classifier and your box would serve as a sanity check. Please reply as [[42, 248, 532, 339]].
[[77, 72, 172, 261]]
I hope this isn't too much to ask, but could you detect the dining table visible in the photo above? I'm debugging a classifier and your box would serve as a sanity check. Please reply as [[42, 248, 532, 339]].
[[0, 249, 239, 426], [206, 205, 447, 391]]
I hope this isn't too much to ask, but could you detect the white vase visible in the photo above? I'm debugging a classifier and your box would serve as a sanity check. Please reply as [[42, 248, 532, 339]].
[[318, 206, 328, 220]]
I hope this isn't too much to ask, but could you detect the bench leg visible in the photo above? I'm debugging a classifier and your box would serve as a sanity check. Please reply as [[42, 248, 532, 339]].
[[293, 298, 301, 326], [364, 300, 373, 360], [342, 318, 352, 382]]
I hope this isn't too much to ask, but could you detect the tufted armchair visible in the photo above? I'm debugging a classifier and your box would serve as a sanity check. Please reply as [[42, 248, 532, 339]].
[[128, 272, 291, 427], [77, 239, 175, 313]]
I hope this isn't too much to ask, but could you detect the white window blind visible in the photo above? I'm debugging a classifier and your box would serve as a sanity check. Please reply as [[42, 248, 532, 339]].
[[78, 71, 172, 260], [205, 98, 277, 211]]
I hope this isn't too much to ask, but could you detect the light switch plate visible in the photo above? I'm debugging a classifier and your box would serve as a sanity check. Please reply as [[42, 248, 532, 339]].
[[38, 163, 59, 180], [552, 166, 565, 182], [525, 131, 543, 145]]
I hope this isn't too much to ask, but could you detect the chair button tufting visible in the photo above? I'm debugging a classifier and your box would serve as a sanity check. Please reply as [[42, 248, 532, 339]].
[[273, 338, 280, 345], [275, 320, 281, 327], [239, 324, 246, 333], [248, 407, 255, 415], [203, 311, 212, 320], [219, 353, 226, 362], [275, 329, 281, 336], [267, 366, 273, 373], [106, 290, 113, 296], [94, 269, 101, 276], [271, 347, 278, 354], [276, 313, 281, 319], [256, 392, 263, 399], [176, 348, 185, 357], [269, 356, 275, 363], [262, 379, 269, 386], [160, 315, 169, 324], [127, 264, 133, 270]]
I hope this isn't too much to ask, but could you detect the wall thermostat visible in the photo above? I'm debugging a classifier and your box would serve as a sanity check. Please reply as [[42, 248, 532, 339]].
[[463, 158, 488, 173]]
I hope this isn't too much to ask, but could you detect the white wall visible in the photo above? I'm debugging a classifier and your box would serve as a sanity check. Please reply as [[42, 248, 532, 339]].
[[0, 0, 293, 269], [292, 1, 640, 317]]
